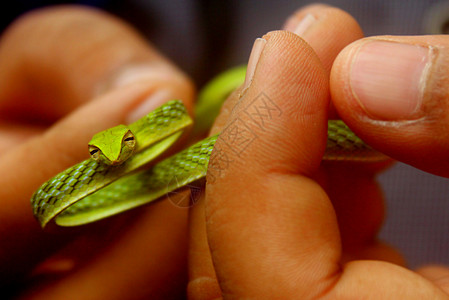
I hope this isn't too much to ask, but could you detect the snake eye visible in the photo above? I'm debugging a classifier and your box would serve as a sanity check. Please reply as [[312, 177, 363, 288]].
[[123, 131, 136, 148], [88, 145, 101, 160]]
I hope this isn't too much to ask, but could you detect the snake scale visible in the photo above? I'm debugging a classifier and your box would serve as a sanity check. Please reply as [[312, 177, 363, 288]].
[[31, 66, 387, 228]]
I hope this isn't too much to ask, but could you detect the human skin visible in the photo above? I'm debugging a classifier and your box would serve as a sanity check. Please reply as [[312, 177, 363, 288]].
[[188, 4, 449, 300], [1, 3, 449, 300], [0, 6, 194, 299]]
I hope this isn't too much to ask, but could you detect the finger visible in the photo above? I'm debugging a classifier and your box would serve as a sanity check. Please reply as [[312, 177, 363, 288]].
[[0, 6, 192, 149], [317, 162, 403, 264], [188, 6, 370, 297], [331, 35, 449, 177], [205, 31, 338, 297], [283, 4, 364, 123], [204, 31, 447, 299], [0, 82, 190, 286], [0, 7, 193, 283], [0, 121, 46, 153], [283, 4, 394, 261], [20, 201, 188, 300], [283, 4, 363, 73]]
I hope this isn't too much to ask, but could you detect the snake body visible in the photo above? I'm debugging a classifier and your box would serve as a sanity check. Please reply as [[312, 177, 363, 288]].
[[31, 67, 388, 228]]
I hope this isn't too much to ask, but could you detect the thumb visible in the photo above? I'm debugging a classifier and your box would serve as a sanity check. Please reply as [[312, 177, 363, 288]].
[[331, 35, 449, 177], [205, 31, 337, 298], [204, 32, 447, 299]]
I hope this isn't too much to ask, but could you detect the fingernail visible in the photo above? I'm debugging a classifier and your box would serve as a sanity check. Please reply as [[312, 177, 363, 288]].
[[350, 41, 432, 120], [126, 89, 174, 123], [112, 64, 176, 88], [284, 13, 316, 36], [242, 38, 267, 91]]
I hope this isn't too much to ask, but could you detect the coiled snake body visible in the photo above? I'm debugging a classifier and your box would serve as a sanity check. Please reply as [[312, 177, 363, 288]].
[[31, 66, 387, 228]]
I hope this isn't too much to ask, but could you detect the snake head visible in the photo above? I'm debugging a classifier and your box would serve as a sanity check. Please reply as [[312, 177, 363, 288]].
[[88, 124, 136, 166]]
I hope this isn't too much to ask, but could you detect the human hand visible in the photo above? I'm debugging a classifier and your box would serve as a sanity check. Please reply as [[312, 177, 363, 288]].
[[0, 6, 194, 299], [188, 4, 449, 299]]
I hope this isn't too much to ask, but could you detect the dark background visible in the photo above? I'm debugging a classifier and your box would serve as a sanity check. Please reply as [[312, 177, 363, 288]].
[[2, 0, 449, 268]]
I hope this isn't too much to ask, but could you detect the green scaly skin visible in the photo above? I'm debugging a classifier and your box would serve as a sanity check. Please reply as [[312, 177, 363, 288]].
[[31, 100, 193, 227], [193, 65, 247, 137], [31, 67, 388, 228]]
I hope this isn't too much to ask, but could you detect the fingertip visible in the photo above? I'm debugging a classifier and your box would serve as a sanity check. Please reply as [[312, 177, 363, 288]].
[[211, 30, 329, 177], [282, 4, 364, 118], [331, 35, 449, 176], [332, 37, 431, 121], [283, 4, 364, 72]]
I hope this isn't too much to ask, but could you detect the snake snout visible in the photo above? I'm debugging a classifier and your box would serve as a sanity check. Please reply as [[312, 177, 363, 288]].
[[107, 159, 125, 166]]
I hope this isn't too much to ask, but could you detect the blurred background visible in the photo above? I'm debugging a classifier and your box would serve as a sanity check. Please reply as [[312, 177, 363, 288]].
[[1, 0, 449, 268]]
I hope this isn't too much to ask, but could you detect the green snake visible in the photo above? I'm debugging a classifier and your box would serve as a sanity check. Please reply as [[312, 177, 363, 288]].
[[31, 66, 387, 228]]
